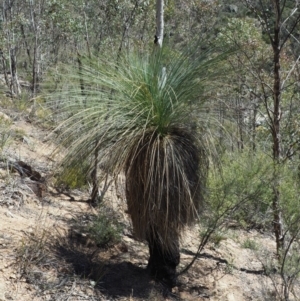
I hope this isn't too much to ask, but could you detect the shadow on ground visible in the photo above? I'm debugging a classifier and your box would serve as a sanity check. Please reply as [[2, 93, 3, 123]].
[[15, 186, 181, 300], [99, 262, 156, 298], [53, 221, 166, 300]]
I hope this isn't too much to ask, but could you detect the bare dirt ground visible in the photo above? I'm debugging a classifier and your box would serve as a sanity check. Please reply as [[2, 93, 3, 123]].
[[0, 108, 291, 301]]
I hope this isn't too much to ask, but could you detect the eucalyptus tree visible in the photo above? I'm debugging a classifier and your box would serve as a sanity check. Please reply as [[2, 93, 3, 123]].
[[0, 0, 22, 96], [215, 17, 272, 151]]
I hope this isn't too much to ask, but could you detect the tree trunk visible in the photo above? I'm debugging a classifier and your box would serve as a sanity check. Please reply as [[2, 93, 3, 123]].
[[31, 28, 39, 98], [245, 0, 300, 259], [251, 99, 258, 152], [154, 0, 164, 47], [90, 143, 99, 204], [117, 0, 139, 60], [146, 0, 180, 290], [8, 48, 21, 97], [1, 52, 10, 89], [271, 1, 284, 256], [146, 232, 179, 290], [20, 23, 32, 67]]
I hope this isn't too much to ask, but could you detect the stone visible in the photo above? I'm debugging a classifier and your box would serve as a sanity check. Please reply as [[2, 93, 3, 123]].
[[0, 282, 6, 301], [228, 4, 238, 13]]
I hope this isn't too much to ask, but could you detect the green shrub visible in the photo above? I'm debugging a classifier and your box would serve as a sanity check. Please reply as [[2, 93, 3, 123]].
[[203, 230, 227, 247], [0, 116, 27, 154], [242, 238, 259, 250], [88, 211, 122, 248], [0, 117, 13, 152], [207, 150, 273, 229], [55, 161, 90, 189], [279, 161, 300, 236]]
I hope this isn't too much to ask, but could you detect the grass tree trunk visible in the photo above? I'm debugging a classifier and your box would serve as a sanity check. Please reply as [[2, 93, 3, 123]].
[[125, 129, 202, 291], [144, 0, 181, 289], [146, 232, 180, 289]]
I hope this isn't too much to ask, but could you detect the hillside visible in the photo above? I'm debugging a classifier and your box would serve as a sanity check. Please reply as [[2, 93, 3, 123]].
[[1, 0, 300, 300], [0, 106, 294, 301]]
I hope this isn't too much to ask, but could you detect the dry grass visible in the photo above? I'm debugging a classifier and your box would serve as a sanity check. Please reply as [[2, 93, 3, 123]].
[[14, 225, 107, 300], [125, 128, 207, 253], [13, 215, 175, 300]]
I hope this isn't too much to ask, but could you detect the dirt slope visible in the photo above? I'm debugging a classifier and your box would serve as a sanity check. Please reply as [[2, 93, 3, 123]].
[[0, 109, 291, 301]]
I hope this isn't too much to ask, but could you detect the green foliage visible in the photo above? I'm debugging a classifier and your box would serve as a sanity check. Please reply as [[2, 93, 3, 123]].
[[48, 44, 232, 253], [279, 161, 300, 235], [207, 230, 227, 247], [0, 92, 29, 113], [225, 259, 235, 275], [217, 17, 262, 47], [88, 211, 122, 248], [45, 0, 85, 38], [281, 243, 300, 277], [164, 0, 176, 22], [16, 228, 55, 290], [0, 114, 28, 155], [207, 150, 273, 229], [0, 116, 13, 153], [55, 161, 90, 189], [242, 238, 259, 250]]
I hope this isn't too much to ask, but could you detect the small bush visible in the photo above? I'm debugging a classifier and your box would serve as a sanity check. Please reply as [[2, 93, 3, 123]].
[[242, 238, 259, 250], [88, 211, 122, 248], [55, 161, 90, 189], [16, 228, 55, 289], [0, 116, 13, 152], [0, 116, 28, 156], [207, 150, 273, 229], [207, 230, 227, 247]]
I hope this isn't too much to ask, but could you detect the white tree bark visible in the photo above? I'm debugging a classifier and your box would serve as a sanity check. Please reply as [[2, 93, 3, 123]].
[[155, 0, 164, 47]]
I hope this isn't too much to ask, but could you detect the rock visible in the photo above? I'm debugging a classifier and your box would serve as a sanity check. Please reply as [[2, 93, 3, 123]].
[[0, 282, 6, 301], [0, 112, 11, 123], [4, 292, 13, 300], [116, 241, 128, 253], [5, 211, 14, 218], [22, 136, 31, 145], [227, 292, 241, 301], [228, 4, 238, 13], [179, 291, 195, 300]]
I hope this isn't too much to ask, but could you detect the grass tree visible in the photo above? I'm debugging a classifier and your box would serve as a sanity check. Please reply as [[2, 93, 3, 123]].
[[49, 45, 229, 289]]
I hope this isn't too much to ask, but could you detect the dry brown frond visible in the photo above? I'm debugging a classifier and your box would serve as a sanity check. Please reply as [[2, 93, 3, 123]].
[[125, 126, 208, 253]]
